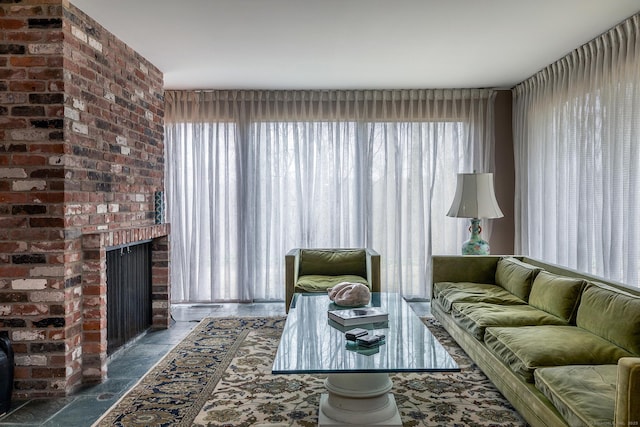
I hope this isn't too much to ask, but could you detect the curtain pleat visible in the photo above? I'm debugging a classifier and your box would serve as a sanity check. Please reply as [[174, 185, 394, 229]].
[[165, 89, 497, 302], [513, 14, 640, 287]]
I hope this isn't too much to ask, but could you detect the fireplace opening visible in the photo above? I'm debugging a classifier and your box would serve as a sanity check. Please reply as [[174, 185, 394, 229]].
[[106, 241, 153, 355]]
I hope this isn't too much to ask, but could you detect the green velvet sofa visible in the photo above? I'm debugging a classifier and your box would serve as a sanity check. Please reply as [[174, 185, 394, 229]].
[[285, 248, 381, 313], [431, 255, 640, 427]]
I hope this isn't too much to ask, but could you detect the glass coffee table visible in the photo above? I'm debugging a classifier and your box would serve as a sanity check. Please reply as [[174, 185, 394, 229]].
[[272, 292, 459, 426]]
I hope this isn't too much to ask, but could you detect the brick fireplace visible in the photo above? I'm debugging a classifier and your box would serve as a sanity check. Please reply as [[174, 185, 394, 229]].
[[0, 1, 169, 398]]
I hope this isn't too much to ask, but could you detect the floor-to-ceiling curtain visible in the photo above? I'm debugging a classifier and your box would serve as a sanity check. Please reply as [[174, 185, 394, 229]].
[[165, 89, 497, 302], [513, 14, 640, 287]]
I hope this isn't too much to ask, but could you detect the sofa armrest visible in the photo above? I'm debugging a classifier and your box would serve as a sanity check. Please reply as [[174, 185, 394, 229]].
[[432, 255, 502, 288], [285, 248, 301, 313], [615, 357, 640, 427], [365, 248, 381, 293]]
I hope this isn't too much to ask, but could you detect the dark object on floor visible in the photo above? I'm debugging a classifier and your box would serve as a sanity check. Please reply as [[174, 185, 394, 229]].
[[0, 336, 14, 415]]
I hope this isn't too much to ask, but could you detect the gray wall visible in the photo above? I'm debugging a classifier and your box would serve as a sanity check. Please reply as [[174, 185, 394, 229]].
[[489, 90, 515, 255]]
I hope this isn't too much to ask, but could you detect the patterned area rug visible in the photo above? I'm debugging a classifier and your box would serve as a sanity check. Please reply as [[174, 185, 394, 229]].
[[94, 317, 527, 426]]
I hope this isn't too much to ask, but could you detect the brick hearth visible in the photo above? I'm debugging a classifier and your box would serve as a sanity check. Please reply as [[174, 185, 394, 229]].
[[81, 224, 170, 381]]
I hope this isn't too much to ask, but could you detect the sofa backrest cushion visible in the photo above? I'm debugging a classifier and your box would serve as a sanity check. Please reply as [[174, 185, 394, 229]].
[[576, 284, 640, 356], [528, 271, 586, 322], [299, 249, 367, 278], [495, 257, 542, 301]]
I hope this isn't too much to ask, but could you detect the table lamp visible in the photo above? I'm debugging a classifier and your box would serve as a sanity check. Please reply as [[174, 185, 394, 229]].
[[447, 173, 503, 255]]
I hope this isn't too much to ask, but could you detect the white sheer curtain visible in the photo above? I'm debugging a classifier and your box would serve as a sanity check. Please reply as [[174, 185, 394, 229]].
[[165, 89, 497, 302], [513, 14, 640, 287]]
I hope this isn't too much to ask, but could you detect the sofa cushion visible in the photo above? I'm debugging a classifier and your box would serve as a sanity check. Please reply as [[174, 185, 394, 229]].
[[576, 284, 640, 356], [495, 257, 542, 301], [432, 281, 465, 299], [484, 325, 633, 383], [299, 249, 367, 278], [528, 271, 586, 323], [451, 302, 567, 341], [435, 283, 526, 313], [534, 365, 616, 427], [433, 281, 501, 299], [295, 274, 368, 293]]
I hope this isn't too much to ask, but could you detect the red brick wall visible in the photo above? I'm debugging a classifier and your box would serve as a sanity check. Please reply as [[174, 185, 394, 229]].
[[0, 0, 168, 398]]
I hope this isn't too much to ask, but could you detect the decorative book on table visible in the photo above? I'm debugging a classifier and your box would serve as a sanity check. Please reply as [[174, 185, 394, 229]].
[[327, 307, 388, 326]]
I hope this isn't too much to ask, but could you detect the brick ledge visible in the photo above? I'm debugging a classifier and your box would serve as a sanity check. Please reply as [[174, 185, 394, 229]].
[[82, 223, 170, 249]]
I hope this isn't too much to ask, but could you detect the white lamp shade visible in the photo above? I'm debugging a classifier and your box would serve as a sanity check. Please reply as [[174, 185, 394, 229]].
[[447, 173, 504, 219]]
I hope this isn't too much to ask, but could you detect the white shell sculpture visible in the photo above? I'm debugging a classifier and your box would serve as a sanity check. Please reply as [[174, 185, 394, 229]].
[[327, 282, 371, 307]]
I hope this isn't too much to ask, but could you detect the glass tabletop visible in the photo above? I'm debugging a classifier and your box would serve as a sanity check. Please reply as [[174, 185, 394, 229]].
[[272, 292, 459, 374]]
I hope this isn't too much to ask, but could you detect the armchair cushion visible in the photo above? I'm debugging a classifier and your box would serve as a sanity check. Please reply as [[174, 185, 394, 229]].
[[299, 249, 367, 278], [295, 274, 369, 293]]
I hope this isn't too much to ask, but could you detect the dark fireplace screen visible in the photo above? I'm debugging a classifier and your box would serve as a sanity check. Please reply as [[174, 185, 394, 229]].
[[106, 241, 152, 355]]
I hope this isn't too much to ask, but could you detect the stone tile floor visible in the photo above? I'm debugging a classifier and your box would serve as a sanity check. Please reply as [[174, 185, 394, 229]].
[[0, 300, 430, 427]]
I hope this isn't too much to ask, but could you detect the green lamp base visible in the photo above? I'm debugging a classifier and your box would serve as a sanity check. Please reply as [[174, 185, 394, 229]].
[[461, 218, 491, 255]]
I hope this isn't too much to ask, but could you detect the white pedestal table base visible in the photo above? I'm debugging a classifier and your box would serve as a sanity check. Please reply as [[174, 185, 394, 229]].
[[318, 372, 402, 427]]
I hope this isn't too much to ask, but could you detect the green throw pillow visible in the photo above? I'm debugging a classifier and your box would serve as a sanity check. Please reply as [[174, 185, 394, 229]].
[[576, 284, 640, 356], [495, 257, 542, 301], [528, 271, 586, 322]]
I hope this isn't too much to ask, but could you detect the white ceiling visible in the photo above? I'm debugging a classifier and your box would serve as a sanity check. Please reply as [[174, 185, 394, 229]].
[[71, 0, 640, 90]]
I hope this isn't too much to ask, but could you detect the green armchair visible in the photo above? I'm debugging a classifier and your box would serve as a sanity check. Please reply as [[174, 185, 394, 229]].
[[285, 248, 381, 313]]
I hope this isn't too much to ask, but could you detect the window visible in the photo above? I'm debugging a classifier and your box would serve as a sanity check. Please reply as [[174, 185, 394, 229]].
[[165, 90, 497, 302], [513, 14, 640, 287]]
